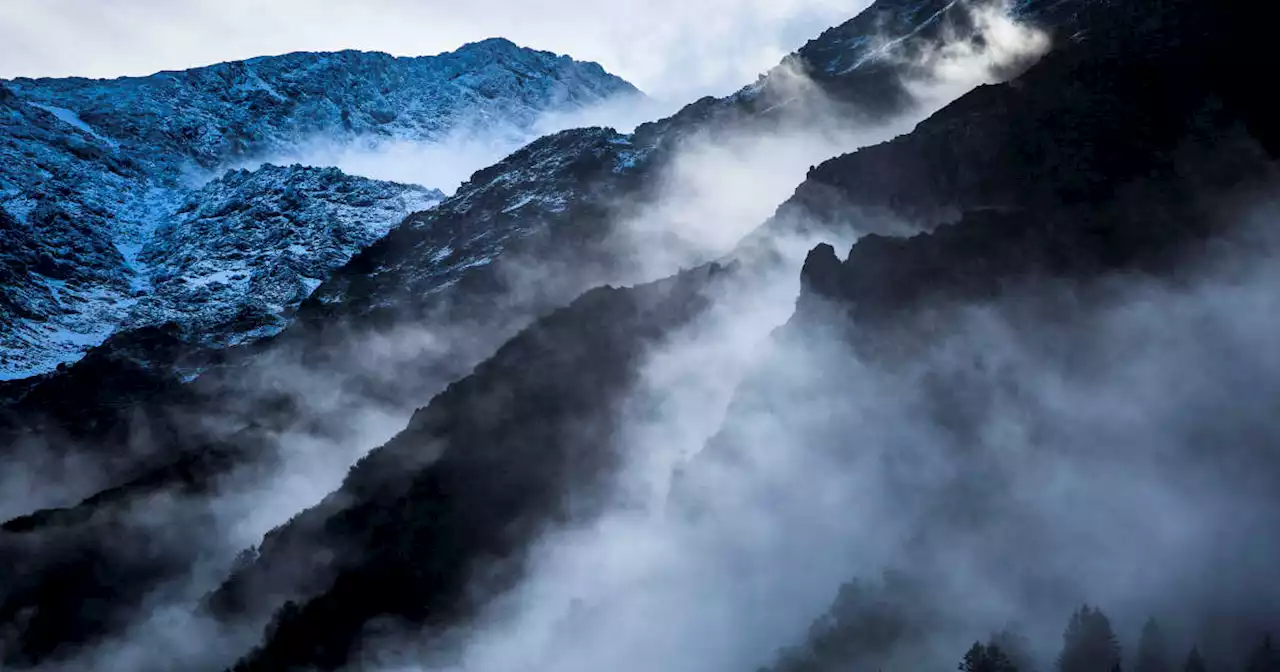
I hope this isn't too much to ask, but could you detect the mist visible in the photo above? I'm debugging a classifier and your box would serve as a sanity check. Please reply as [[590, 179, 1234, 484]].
[[345, 5, 1128, 671], [5, 313, 518, 671], [366, 191, 1280, 672], [239, 93, 669, 194], [610, 0, 1053, 283], [15, 2, 1268, 671]]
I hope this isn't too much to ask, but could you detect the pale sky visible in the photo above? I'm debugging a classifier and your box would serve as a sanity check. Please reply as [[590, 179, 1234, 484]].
[[0, 0, 872, 102]]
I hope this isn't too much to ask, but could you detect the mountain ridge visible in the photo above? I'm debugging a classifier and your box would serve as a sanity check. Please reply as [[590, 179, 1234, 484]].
[[0, 39, 638, 379]]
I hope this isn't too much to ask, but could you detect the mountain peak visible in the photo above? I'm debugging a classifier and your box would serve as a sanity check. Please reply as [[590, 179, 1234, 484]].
[[456, 36, 522, 52]]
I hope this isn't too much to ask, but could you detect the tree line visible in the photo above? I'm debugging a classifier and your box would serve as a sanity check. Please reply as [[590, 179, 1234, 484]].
[[960, 607, 1277, 672]]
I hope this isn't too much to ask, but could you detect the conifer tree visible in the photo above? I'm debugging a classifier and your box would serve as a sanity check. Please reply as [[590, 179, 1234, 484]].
[[1245, 634, 1278, 672], [962, 642, 1019, 672], [1057, 605, 1122, 672], [1183, 646, 1206, 672], [991, 626, 1037, 672], [1135, 617, 1171, 672]]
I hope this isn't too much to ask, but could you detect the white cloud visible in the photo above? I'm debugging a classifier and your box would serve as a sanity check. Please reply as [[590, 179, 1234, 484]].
[[0, 0, 872, 102]]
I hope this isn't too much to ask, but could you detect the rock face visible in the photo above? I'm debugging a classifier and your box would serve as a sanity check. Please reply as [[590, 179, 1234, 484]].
[[0, 40, 638, 378], [130, 165, 443, 347]]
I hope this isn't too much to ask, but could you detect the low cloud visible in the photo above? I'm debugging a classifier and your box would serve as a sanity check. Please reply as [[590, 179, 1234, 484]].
[[2, 4, 1074, 670], [241, 93, 668, 194], [387, 198, 1280, 672], [356, 5, 1072, 671]]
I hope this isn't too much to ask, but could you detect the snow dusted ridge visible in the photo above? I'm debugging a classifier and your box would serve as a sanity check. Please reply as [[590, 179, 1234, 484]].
[[5, 38, 639, 171], [0, 40, 640, 379]]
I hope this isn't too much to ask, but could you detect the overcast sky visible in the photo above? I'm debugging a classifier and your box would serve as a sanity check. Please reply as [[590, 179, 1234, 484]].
[[0, 0, 871, 102]]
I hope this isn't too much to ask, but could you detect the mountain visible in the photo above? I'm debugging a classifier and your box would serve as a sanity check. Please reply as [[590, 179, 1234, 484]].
[[0, 2, 1047, 667], [0, 1, 1091, 668], [0, 39, 638, 379], [0, 0, 1063, 446], [289, 0, 1101, 342], [5, 38, 636, 170], [218, 0, 1280, 669], [0, 0, 1006, 456], [7, 0, 1279, 669]]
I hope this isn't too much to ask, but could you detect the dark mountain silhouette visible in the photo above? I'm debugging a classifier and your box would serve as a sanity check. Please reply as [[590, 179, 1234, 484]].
[[218, 263, 729, 670], [4, 0, 1280, 669], [224, 0, 1280, 669]]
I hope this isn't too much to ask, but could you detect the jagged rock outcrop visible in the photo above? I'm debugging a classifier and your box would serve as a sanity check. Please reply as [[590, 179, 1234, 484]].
[[775, 0, 1271, 236], [779, 0, 1275, 319]]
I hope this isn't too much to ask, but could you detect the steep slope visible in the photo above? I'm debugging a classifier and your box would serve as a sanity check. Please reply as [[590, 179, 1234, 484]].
[[774, 1, 1266, 235], [299, 126, 649, 335], [630, 0, 1082, 146], [697, 2, 1280, 670], [0, 85, 153, 378], [719, 0, 1275, 492], [0, 40, 638, 378], [228, 0, 1280, 669], [215, 263, 730, 671]]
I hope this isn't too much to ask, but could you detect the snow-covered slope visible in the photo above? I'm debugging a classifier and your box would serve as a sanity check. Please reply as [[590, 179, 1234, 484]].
[[4, 38, 638, 171], [0, 40, 638, 379], [131, 165, 444, 348], [0, 161, 439, 378]]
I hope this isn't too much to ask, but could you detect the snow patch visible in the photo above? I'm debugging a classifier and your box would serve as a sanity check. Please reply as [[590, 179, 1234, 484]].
[[28, 102, 119, 147]]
